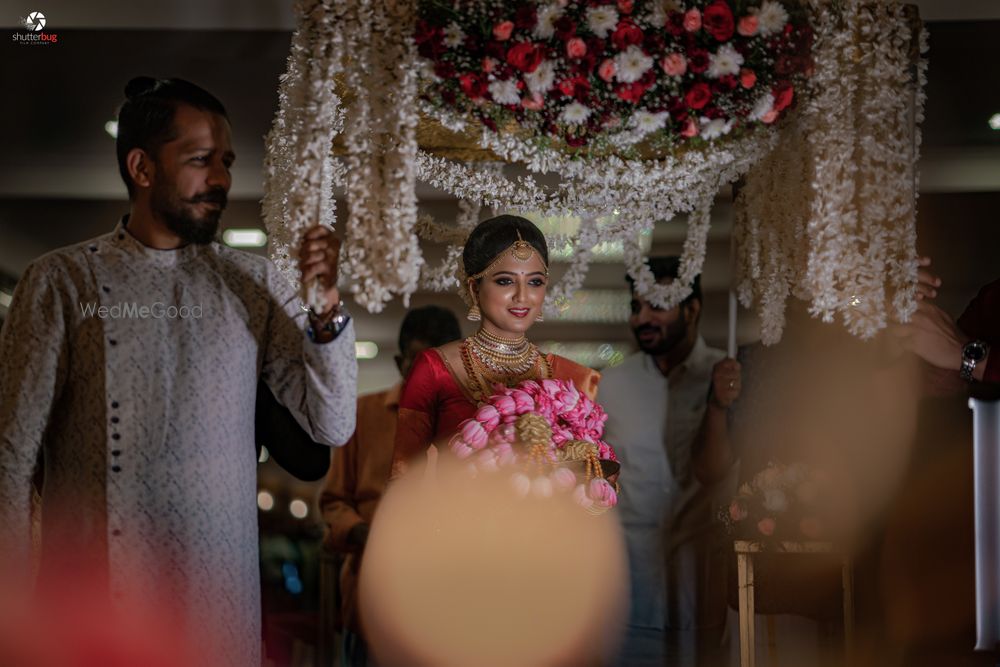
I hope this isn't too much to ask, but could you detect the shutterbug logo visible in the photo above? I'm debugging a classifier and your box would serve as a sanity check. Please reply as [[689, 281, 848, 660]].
[[22, 11, 44, 30], [14, 10, 58, 44]]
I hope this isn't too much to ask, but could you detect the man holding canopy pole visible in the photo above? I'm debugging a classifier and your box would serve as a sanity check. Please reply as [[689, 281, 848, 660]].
[[0, 77, 357, 666]]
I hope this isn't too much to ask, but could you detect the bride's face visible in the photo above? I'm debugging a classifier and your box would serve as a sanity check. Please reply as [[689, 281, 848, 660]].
[[472, 249, 548, 337]]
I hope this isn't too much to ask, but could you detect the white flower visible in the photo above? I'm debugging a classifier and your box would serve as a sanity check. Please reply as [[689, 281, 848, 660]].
[[488, 79, 521, 105], [560, 101, 592, 125], [614, 45, 653, 84], [645, 0, 682, 27], [535, 4, 564, 39], [750, 92, 774, 121], [700, 117, 734, 139], [586, 6, 619, 39], [756, 0, 789, 37], [524, 60, 556, 95], [707, 44, 744, 79], [630, 110, 670, 134], [443, 22, 465, 48], [762, 488, 789, 513]]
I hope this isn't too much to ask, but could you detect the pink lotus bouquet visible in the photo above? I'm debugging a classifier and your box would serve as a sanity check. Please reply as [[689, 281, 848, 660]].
[[450, 378, 620, 513], [721, 462, 832, 542], [416, 0, 813, 153]]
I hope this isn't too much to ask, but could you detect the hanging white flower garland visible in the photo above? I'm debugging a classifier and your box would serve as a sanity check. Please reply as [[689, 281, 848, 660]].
[[263, 0, 926, 344]]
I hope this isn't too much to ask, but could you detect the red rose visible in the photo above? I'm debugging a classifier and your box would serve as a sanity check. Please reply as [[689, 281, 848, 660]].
[[684, 82, 712, 109], [493, 20, 515, 41], [506, 42, 544, 73], [687, 48, 710, 74], [611, 19, 643, 51], [554, 16, 577, 41], [617, 0, 634, 14], [566, 37, 587, 59], [459, 73, 487, 99], [615, 81, 648, 104], [772, 82, 794, 112], [702, 0, 735, 41], [482, 57, 497, 73], [739, 68, 756, 89]]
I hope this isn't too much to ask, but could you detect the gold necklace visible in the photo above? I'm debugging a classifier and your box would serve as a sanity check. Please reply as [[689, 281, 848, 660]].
[[460, 336, 551, 402]]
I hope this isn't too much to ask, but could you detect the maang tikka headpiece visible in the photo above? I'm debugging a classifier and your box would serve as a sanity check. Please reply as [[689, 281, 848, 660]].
[[467, 230, 549, 282]]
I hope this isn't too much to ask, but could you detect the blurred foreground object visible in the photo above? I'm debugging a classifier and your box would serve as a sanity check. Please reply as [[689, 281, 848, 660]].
[[359, 459, 627, 667], [972, 397, 1000, 651]]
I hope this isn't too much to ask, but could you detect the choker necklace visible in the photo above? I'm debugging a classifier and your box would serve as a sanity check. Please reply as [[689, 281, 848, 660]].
[[460, 329, 550, 401]]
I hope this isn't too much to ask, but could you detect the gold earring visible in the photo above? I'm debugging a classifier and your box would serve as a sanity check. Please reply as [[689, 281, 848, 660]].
[[467, 304, 481, 322]]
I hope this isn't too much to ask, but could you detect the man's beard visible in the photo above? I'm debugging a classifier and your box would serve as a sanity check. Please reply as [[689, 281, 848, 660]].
[[150, 179, 227, 246], [633, 312, 688, 355]]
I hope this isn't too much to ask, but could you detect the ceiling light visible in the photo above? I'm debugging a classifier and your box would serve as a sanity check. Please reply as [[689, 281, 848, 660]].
[[104, 120, 118, 138], [289, 499, 309, 519], [989, 113, 1000, 131], [355, 341, 379, 359], [223, 229, 267, 248], [257, 490, 275, 511]]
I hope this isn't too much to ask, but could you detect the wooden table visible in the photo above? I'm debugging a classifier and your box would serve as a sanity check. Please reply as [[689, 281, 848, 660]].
[[734, 540, 854, 667]]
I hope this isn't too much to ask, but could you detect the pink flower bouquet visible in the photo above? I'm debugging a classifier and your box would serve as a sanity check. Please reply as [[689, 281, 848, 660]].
[[449, 378, 620, 513]]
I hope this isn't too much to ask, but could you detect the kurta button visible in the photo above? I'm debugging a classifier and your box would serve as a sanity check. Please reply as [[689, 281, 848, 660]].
[[112, 433, 120, 440], [109, 339, 117, 346], [111, 401, 119, 409], [111, 416, 119, 424], [102, 286, 111, 293], [112, 529, 122, 536], [112, 465, 122, 473], [89, 246, 97, 252], [112, 450, 121, 456], [118, 234, 125, 240]]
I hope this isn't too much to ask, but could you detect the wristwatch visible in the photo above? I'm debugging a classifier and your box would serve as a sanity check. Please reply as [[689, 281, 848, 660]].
[[960, 339, 990, 382], [306, 301, 351, 342]]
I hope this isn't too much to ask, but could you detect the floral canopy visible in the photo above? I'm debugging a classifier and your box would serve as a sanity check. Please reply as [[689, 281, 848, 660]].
[[263, 0, 925, 344]]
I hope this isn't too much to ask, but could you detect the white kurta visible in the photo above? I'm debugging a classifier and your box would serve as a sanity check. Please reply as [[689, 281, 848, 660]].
[[0, 219, 357, 666]]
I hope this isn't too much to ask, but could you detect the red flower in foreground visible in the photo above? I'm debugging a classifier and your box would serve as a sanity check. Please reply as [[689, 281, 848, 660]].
[[459, 73, 488, 99], [685, 82, 712, 110], [506, 42, 544, 73], [493, 20, 514, 41], [703, 0, 735, 41], [615, 81, 648, 104]]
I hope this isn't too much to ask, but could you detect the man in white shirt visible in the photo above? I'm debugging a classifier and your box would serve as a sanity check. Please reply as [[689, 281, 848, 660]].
[[603, 257, 740, 667]]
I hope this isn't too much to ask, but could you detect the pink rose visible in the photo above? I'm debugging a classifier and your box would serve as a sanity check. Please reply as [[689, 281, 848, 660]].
[[493, 20, 514, 41], [737, 14, 759, 36], [757, 517, 776, 536], [511, 473, 532, 498], [450, 438, 475, 459], [761, 109, 779, 124], [521, 92, 544, 110], [566, 37, 587, 59], [683, 8, 702, 32], [482, 57, 497, 73], [476, 449, 499, 473], [728, 500, 748, 522], [460, 419, 489, 449], [475, 404, 500, 430], [660, 53, 687, 76], [617, 0, 634, 14], [531, 476, 554, 498], [680, 118, 699, 137], [541, 379, 562, 396], [598, 58, 617, 82], [739, 68, 757, 89], [572, 483, 595, 509], [495, 442, 517, 467]]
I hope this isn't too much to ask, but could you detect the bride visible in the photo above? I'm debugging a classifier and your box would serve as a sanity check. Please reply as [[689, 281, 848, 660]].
[[390, 214, 601, 479]]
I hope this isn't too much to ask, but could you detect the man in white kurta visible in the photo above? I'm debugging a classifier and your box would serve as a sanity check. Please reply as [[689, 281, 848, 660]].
[[0, 78, 357, 666], [603, 258, 738, 667]]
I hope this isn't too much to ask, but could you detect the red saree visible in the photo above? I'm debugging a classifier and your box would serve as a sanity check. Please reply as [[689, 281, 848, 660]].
[[390, 348, 600, 479]]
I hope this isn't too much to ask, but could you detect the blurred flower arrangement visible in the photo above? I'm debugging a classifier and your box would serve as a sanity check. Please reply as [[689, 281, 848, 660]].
[[416, 0, 812, 155], [449, 378, 620, 514], [721, 462, 831, 542]]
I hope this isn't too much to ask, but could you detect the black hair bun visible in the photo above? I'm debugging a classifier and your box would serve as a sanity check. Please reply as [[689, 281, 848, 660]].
[[124, 76, 159, 100]]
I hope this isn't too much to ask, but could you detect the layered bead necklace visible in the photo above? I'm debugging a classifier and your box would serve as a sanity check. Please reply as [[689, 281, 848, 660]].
[[460, 328, 551, 402]]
